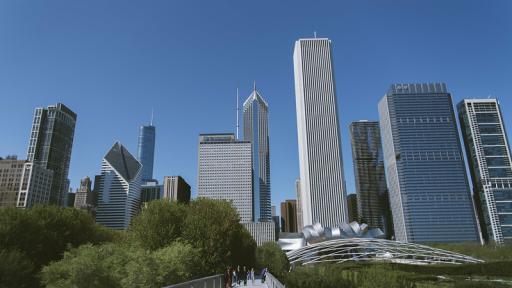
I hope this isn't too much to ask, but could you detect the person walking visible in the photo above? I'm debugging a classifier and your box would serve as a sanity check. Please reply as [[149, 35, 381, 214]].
[[261, 267, 266, 283], [232, 267, 237, 287], [242, 266, 247, 286], [224, 267, 231, 288], [236, 265, 241, 286], [250, 268, 255, 285]]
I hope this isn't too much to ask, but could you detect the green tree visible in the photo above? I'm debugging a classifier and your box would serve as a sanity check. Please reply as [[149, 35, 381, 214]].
[[181, 198, 257, 274], [255, 242, 289, 280], [0, 249, 37, 288], [128, 200, 187, 250], [0, 206, 115, 269]]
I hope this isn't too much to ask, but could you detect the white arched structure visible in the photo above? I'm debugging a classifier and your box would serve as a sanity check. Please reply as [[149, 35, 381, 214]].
[[287, 238, 483, 266]]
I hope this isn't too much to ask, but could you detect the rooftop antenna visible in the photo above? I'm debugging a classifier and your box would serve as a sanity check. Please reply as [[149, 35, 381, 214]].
[[314, 31, 317, 38], [253, 80, 257, 91], [236, 88, 240, 139], [150, 108, 154, 126]]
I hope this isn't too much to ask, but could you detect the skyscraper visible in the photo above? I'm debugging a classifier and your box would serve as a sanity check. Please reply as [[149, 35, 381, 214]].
[[96, 142, 142, 229], [197, 133, 253, 222], [280, 200, 298, 233], [137, 124, 156, 183], [243, 86, 271, 221], [293, 37, 348, 227], [74, 176, 93, 209], [378, 83, 479, 243], [349, 121, 391, 236], [27, 103, 76, 206], [163, 176, 191, 203], [458, 99, 512, 244]]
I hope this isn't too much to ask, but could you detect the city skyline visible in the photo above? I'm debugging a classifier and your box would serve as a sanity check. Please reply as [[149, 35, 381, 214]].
[[1, 1, 511, 213]]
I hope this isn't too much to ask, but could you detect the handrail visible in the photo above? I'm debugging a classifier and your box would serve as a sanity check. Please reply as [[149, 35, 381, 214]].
[[162, 274, 224, 288], [265, 272, 285, 288]]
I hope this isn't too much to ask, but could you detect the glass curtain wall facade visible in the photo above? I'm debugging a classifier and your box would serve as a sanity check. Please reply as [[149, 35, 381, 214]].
[[293, 38, 348, 227], [137, 125, 156, 183], [458, 99, 512, 244], [349, 121, 392, 238], [243, 88, 271, 222], [27, 103, 76, 206], [378, 83, 479, 243]]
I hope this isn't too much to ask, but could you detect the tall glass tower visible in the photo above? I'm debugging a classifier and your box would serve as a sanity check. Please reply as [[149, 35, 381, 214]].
[[458, 99, 512, 244], [293, 37, 348, 227], [349, 120, 392, 238], [379, 83, 479, 243], [27, 103, 76, 206], [137, 124, 156, 183], [243, 87, 271, 222]]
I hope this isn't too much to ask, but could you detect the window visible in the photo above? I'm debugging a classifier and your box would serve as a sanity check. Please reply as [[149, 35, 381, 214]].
[[486, 157, 509, 167], [481, 135, 503, 145], [478, 124, 501, 134], [484, 146, 507, 156], [476, 113, 499, 123], [489, 168, 512, 178]]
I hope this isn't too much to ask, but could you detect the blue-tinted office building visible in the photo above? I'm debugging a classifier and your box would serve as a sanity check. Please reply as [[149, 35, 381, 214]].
[[137, 125, 156, 183], [378, 83, 480, 243]]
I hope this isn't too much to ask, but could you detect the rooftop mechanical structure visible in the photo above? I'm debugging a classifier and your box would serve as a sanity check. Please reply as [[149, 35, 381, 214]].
[[279, 222, 483, 266]]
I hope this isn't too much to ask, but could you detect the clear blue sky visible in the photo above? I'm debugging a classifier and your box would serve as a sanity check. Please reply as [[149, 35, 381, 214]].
[[1, 0, 511, 212]]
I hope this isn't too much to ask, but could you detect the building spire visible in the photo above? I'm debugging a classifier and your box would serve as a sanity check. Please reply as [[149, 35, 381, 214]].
[[253, 80, 256, 92], [150, 108, 154, 126]]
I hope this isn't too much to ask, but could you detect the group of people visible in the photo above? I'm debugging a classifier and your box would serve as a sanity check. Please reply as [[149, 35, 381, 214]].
[[224, 266, 268, 287]]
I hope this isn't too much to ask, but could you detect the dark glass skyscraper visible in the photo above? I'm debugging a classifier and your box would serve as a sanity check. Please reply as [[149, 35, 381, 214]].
[[137, 124, 156, 183], [27, 103, 77, 206], [378, 83, 479, 243], [243, 87, 271, 222], [458, 99, 512, 244], [349, 121, 392, 238]]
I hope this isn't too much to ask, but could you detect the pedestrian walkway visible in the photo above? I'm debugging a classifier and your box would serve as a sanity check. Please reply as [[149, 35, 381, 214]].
[[232, 278, 268, 288]]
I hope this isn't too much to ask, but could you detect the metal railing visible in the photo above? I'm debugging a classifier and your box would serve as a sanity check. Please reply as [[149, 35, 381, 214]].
[[162, 274, 224, 288], [264, 272, 285, 288]]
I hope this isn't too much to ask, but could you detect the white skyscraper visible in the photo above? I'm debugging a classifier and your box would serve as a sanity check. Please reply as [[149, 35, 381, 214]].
[[243, 86, 271, 222], [458, 99, 512, 244], [197, 133, 253, 222], [293, 38, 348, 227], [96, 142, 142, 230]]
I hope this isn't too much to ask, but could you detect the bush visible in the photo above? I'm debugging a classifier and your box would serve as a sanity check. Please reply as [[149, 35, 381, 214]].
[[41, 241, 202, 288], [285, 265, 355, 288]]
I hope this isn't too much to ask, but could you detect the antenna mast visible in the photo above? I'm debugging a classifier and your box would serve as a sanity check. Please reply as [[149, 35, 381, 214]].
[[236, 88, 240, 139], [150, 108, 154, 126]]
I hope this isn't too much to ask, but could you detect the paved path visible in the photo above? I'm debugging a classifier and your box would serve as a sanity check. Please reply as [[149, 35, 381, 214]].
[[232, 279, 268, 288]]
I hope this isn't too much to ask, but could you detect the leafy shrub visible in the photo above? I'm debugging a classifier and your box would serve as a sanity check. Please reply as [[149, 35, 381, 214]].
[[255, 242, 289, 281]]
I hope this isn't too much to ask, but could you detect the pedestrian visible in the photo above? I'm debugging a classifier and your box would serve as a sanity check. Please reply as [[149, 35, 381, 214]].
[[261, 267, 266, 283], [232, 267, 237, 287], [250, 268, 255, 285], [224, 267, 231, 288], [242, 266, 247, 286], [236, 265, 241, 285]]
